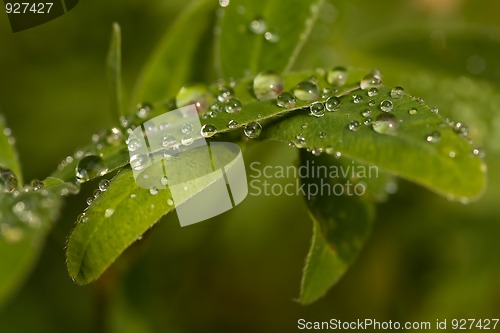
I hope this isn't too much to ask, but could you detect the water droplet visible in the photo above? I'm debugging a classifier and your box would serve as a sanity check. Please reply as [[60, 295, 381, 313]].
[[264, 30, 279, 43], [249, 17, 267, 34], [352, 95, 363, 104], [361, 109, 372, 117], [181, 136, 194, 146], [200, 124, 218, 138], [228, 119, 239, 129], [326, 66, 348, 86], [360, 72, 382, 90], [368, 100, 376, 107], [217, 86, 235, 103], [321, 87, 334, 98], [368, 88, 379, 97], [76, 156, 108, 183], [325, 96, 340, 111], [319, 131, 327, 139], [408, 108, 418, 115], [431, 106, 439, 114], [253, 71, 284, 101], [127, 137, 142, 152], [244, 122, 262, 139], [293, 81, 320, 101], [106, 127, 123, 145], [363, 118, 373, 126], [472, 147, 485, 158], [372, 114, 400, 135], [219, 0, 229, 7], [136, 103, 152, 119], [99, 179, 111, 191], [77, 213, 88, 224], [325, 146, 335, 154], [454, 122, 469, 137], [417, 97, 425, 104], [276, 92, 296, 108], [31, 179, 44, 191], [390, 86, 405, 99], [176, 85, 212, 113], [309, 102, 325, 117], [149, 186, 158, 196], [167, 198, 174, 206], [104, 208, 115, 218], [225, 98, 242, 113], [348, 120, 361, 131], [130, 154, 148, 171], [130, 193, 137, 199], [181, 123, 194, 135], [295, 134, 306, 147], [380, 100, 393, 112], [86, 197, 93, 205], [426, 131, 441, 143], [448, 151, 456, 158]]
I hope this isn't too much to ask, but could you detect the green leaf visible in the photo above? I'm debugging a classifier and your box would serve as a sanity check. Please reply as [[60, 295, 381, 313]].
[[42, 177, 80, 196], [298, 151, 378, 304], [0, 191, 61, 307], [0, 115, 22, 186], [131, 0, 217, 107], [107, 22, 125, 118], [215, 0, 325, 78]]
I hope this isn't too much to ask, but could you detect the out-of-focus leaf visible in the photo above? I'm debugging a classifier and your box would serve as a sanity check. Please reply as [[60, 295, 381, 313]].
[[107, 22, 125, 118], [42, 177, 80, 196], [215, 0, 325, 78], [0, 114, 22, 186]]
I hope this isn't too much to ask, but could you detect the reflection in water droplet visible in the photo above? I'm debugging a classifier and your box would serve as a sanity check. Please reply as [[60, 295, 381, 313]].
[[472, 147, 485, 158], [380, 100, 393, 112], [31, 180, 44, 191], [76, 156, 108, 183], [326, 66, 348, 86], [253, 71, 284, 101], [293, 81, 320, 101], [372, 113, 400, 135], [244, 122, 262, 139], [368, 100, 376, 107], [219, 0, 230, 7], [310, 102, 325, 117], [276, 92, 296, 108]]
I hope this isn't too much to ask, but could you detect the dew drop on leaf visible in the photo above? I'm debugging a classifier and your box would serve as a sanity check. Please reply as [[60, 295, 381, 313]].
[[293, 81, 320, 101], [104, 208, 115, 218], [225, 98, 242, 113], [426, 131, 441, 143], [200, 124, 218, 138], [408, 108, 418, 115], [309, 102, 325, 117], [372, 113, 400, 135], [176, 85, 213, 113], [368, 87, 379, 97], [348, 120, 361, 131], [31, 179, 44, 191], [99, 179, 111, 191], [249, 17, 267, 34], [276, 91, 296, 108], [253, 71, 284, 101], [244, 122, 262, 139], [216, 86, 235, 103], [352, 95, 363, 104], [264, 30, 279, 43], [181, 123, 194, 135], [228, 119, 239, 128], [136, 103, 152, 119], [149, 186, 158, 196], [326, 66, 348, 86], [219, 0, 230, 8], [325, 96, 340, 111], [360, 72, 382, 90], [361, 109, 372, 117], [380, 100, 393, 112], [76, 156, 108, 183], [130, 154, 148, 171], [390, 86, 405, 99]]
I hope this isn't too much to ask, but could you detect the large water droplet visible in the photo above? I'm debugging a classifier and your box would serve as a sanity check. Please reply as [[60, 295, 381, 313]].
[[326, 66, 348, 86], [253, 71, 284, 101], [249, 17, 267, 34], [309, 102, 325, 117], [325, 96, 340, 111], [276, 92, 296, 108], [372, 114, 400, 135], [380, 100, 393, 112], [200, 124, 218, 138], [390, 86, 405, 99], [76, 156, 108, 183], [0, 167, 17, 192], [244, 122, 262, 139], [294, 81, 320, 101], [426, 131, 441, 143]]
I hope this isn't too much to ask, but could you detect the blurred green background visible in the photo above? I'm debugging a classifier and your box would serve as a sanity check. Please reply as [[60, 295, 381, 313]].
[[1, 0, 499, 332]]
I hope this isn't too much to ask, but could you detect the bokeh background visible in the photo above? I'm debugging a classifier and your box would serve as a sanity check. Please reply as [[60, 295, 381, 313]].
[[1, 0, 499, 332]]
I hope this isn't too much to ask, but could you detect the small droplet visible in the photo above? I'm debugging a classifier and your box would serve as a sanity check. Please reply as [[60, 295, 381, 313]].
[[380, 100, 393, 112], [253, 71, 284, 101], [325, 146, 335, 154], [217, 86, 235, 103], [325, 96, 340, 111], [99, 179, 111, 191], [361, 109, 372, 117], [181, 136, 194, 146], [76, 156, 108, 183], [368, 100, 376, 107], [417, 97, 425, 104], [348, 120, 361, 132], [227, 119, 239, 129], [104, 208, 115, 218], [244, 122, 262, 139], [319, 131, 327, 139], [368, 88, 379, 97], [93, 189, 101, 199], [127, 137, 142, 152], [295, 134, 306, 147], [309, 102, 325, 117], [372, 113, 400, 135], [293, 81, 320, 101], [363, 118, 373, 126], [200, 124, 218, 138], [86, 197, 93, 205], [426, 131, 441, 143], [264, 30, 279, 43], [249, 17, 267, 34], [106, 127, 124, 145], [276, 92, 296, 108], [408, 108, 418, 115], [431, 106, 439, 114], [149, 186, 158, 196], [326, 66, 348, 86], [219, 0, 229, 7], [225, 98, 242, 113], [181, 123, 194, 135], [352, 95, 362, 104], [77, 213, 88, 224], [472, 147, 485, 158], [390, 86, 405, 99], [130, 193, 137, 199], [136, 103, 152, 119], [454, 122, 469, 137], [167, 198, 174, 206]]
